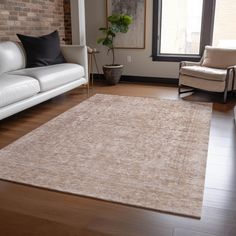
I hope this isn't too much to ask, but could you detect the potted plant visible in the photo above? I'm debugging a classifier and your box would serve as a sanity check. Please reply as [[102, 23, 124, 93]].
[[97, 14, 132, 85]]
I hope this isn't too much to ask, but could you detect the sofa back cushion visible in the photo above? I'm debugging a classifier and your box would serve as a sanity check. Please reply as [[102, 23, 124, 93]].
[[202, 46, 236, 69], [0, 41, 26, 75]]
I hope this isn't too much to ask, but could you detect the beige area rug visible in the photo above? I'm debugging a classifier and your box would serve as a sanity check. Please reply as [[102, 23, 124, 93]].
[[0, 94, 212, 218]]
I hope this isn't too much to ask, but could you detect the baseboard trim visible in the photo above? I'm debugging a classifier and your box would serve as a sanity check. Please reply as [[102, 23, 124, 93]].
[[92, 74, 179, 85]]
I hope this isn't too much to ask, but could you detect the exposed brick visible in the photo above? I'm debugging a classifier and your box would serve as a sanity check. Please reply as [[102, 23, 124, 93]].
[[63, 0, 71, 44], [0, 0, 72, 44]]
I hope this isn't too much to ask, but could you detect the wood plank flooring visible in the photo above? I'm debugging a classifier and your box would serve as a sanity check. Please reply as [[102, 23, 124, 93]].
[[0, 81, 235, 236]]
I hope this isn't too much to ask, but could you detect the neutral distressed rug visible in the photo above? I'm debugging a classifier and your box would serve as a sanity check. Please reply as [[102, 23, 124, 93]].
[[0, 94, 212, 218]]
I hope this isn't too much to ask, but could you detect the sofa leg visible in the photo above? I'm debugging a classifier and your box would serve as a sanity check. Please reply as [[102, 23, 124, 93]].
[[86, 82, 90, 97]]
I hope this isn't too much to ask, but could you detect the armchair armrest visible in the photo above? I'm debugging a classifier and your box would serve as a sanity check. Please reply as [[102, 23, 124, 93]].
[[180, 61, 201, 69], [227, 65, 236, 70], [60, 45, 88, 82], [226, 65, 236, 77], [224, 65, 236, 93]]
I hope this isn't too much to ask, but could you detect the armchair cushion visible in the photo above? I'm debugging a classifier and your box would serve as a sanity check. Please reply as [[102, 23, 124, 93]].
[[202, 46, 236, 69], [181, 66, 227, 82]]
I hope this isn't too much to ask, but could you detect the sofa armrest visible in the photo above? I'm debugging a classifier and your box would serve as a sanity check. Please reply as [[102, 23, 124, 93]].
[[61, 45, 88, 82]]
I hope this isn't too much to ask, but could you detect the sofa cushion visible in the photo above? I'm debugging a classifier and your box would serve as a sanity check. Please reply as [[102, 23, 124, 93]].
[[10, 63, 85, 92], [17, 31, 66, 68], [202, 46, 236, 69], [181, 65, 227, 82], [0, 74, 40, 108], [0, 41, 26, 75]]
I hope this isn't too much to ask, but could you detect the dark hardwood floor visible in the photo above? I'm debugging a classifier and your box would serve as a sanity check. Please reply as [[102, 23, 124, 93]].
[[0, 81, 235, 236]]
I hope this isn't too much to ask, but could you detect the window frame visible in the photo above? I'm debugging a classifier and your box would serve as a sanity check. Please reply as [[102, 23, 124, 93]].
[[152, 0, 216, 62]]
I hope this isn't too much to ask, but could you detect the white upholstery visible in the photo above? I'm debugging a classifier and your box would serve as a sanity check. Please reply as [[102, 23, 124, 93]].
[[180, 75, 227, 92], [0, 79, 86, 120], [202, 46, 236, 69], [10, 63, 85, 92], [61, 45, 88, 82], [181, 61, 202, 67], [180, 73, 236, 92], [0, 74, 40, 108], [179, 46, 236, 100], [181, 66, 227, 82], [0, 41, 26, 75], [0, 41, 88, 120]]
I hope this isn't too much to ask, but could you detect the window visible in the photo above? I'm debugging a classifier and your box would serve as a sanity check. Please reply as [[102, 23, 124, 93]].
[[152, 0, 216, 61]]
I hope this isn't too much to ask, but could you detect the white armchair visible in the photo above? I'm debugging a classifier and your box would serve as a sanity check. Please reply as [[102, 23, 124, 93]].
[[179, 46, 236, 103]]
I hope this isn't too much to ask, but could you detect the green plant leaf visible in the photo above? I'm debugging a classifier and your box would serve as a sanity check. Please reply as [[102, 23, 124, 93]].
[[119, 25, 128, 33], [103, 37, 113, 48], [107, 29, 116, 37], [97, 13, 132, 64], [108, 14, 120, 23], [97, 38, 105, 44], [110, 25, 119, 33], [99, 27, 108, 31], [122, 15, 132, 25]]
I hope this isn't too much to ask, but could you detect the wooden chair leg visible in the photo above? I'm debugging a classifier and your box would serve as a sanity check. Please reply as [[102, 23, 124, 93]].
[[87, 82, 90, 97]]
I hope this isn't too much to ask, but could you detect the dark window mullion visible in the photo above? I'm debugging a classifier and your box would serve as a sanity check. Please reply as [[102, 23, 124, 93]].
[[199, 0, 216, 54], [152, 0, 159, 58], [157, 0, 162, 55], [152, 0, 216, 62]]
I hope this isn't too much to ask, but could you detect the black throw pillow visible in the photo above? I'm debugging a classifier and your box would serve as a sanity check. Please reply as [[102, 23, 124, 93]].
[[17, 31, 66, 68]]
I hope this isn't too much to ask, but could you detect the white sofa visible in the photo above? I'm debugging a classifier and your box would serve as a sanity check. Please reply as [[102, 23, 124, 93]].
[[0, 41, 88, 120]]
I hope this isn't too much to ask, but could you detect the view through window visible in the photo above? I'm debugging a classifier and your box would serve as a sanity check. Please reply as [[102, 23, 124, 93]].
[[160, 0, 203, 55]]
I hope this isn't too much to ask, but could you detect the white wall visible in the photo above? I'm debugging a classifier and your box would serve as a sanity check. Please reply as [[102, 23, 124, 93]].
[[85, 0, 179, 79], [213, 0, 236, 47], [70, 0, 86, 45]]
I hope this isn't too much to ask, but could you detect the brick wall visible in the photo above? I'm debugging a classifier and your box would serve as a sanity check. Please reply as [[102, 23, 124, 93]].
[[0, 0, 72, 43], [64, 0, 72, 44]]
